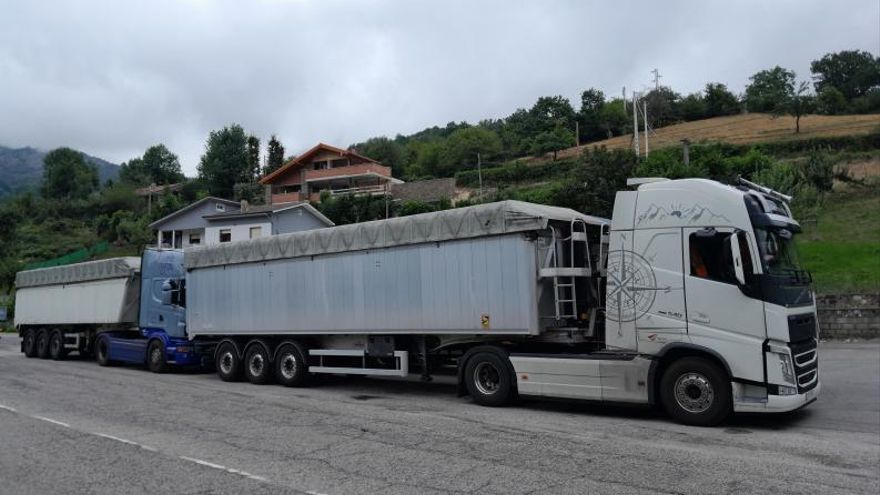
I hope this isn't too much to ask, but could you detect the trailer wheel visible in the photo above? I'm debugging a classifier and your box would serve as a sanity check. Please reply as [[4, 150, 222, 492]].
[[23, 329, 38, 358], [36, 329, 51, 359], [660, 357, 731, 427], [147, 340, 168, 373], [96, 337, 114, 367], [49, 330, 66, 361], [274, 343, 309, 387], [244, 343, 273, 385], [216, 342, 242, 382], [464, 352, 515, 407]]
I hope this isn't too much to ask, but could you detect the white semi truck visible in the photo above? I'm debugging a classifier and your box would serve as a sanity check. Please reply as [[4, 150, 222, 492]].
[[15, 178, 819, 426]]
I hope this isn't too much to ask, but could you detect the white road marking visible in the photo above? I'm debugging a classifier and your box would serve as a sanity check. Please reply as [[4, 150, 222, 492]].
[[94, 432, 157, 452], [180, 456, 268, 482], [306, 491, 330, 495], [32, 415, 71, 428], [0, 404, 17, 413]]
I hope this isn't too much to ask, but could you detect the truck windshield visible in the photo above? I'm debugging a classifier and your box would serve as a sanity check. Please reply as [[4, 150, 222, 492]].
[[755, 227, 803, 276], [751, 226, 813, 307]]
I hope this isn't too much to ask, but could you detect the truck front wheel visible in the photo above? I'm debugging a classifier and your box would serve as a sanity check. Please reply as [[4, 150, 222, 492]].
[[36, 329, 51, 359], [147, 340, 168, 373], [464, 352, 515, 407], [96, 337, 114, 366], [660, 357, 731, 426], [23, 329, 38, 358], [216, 342, 242, 382], [49, 330, 66, 360]]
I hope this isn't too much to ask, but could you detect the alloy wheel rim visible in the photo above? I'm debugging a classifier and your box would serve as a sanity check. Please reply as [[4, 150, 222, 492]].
[[674, 372, 714, 413], [474, 362, 500, 396], [249, 354, 264, 377], [280, 354, 297, 380], [219, 352, 234, 375]]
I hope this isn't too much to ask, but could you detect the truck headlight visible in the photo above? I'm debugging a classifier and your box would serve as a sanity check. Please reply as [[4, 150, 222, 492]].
[[777, 353, 795, 384], [777, 385, 797, 396]]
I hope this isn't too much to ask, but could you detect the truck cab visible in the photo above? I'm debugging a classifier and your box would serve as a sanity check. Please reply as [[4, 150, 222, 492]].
[[605, 178, 819, 419]]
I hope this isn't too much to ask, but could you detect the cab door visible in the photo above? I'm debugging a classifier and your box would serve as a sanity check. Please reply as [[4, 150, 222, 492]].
[[683, 227, 765, 382]]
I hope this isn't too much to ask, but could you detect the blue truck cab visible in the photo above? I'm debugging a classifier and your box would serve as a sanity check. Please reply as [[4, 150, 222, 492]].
[[98, 248, 211, 371]]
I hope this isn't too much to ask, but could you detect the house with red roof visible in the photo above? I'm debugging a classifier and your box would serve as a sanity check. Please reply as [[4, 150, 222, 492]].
[[260, 143, 402, 204]]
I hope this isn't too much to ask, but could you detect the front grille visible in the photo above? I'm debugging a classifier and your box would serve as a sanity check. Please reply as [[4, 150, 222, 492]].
[[789, 338, 818, 393]]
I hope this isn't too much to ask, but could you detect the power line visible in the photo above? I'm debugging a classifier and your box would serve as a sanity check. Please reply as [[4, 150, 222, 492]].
[[650, 68, 662, 90]]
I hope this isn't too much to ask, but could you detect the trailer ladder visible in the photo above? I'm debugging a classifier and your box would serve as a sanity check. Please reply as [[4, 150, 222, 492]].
[[539, 219, 592, 320]]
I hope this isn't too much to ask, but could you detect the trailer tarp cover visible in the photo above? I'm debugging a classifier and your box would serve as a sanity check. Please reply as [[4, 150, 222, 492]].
[[15, 257, 140, 288], [186, 200, 608, 269]]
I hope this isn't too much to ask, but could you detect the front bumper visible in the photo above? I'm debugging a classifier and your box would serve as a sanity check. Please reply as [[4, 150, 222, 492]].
[[733, 380, 820, 413]]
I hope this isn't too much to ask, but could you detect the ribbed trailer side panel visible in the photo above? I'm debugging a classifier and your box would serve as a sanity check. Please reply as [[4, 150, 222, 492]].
[[14, 277, 140, 326], [187, 234, 538, 337]]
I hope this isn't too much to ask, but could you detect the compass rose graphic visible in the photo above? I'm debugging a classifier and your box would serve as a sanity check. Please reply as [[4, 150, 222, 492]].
[[606, 250, 658, 322]]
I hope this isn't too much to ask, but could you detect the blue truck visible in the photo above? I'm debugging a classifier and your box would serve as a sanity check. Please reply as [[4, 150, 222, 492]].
[[14, 185, 820, 425]]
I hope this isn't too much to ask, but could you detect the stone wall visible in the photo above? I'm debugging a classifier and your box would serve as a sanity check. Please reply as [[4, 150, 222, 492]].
[[817, 293, 880, 339]]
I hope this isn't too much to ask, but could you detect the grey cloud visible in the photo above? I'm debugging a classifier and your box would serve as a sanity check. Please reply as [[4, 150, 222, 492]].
[[1, 0, 877, 174]]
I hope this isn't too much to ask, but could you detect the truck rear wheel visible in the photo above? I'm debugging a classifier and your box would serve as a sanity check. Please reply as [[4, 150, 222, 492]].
[[49, 330, 66, 360], [464, 352, 515, 407], [274, 343, 309, 387], [96, 337, 114, 366], [244, 343, 273, 385], [660, 357, 731, 426], [23, 329, 38, 358], [216, 342, 242, 382], [36, 329, 51, 359], [147, 340, 168, 373]]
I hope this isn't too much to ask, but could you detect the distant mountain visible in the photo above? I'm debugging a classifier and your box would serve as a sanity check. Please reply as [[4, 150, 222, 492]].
[[0, 145, 120, 199]]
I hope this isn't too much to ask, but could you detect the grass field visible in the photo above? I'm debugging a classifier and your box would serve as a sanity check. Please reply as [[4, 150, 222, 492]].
[[552, 113, 880, 160], [798, 186, 880, 293]]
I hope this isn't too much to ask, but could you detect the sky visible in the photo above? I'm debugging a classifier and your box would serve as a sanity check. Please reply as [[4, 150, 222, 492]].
[[1, 0, 878, 175]]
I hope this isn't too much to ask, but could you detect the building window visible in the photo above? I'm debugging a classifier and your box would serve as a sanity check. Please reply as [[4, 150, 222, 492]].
[[331, 158, 348, 168], [312, 160, 329, 170], [189, 233, 201, 245], [249, 226, 262, 239], [215, 203, 226, 212], [689, 230, 739, 284], [219, 229, 232, 243]]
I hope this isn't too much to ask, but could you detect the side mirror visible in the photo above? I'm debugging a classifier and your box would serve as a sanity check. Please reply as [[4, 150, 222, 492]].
[[729, 234, 746, 286], [160, 280, 173, 305]]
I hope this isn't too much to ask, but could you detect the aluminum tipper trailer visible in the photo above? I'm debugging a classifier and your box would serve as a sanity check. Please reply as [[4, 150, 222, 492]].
[[17, 180, 821, 426]]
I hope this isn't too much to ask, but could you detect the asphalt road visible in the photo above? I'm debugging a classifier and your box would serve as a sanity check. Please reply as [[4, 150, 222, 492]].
[[0, 336, 877, 495]]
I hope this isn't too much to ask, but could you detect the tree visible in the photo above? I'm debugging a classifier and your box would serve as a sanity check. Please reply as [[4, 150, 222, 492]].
[[197, 124, 251, 197], [119, 144, 184, 186], [597, 99, 629, 138], [679, 93, 707, 121], [745, 66, 796, 113], [642, 86, 682, 127], [531, 125, 574, 160], [438, 127, 502, 176], [528, 96, 577, 135], [786, 81, 814, 134], [263, 135, 286, 177], [352, 137, 404, 176], [246, 135, 261, 181], [810, 50, 880, 101], [703, 83, 740, 117], [815, 86, 847, 115], [41, 147, 98, 199], [578, 88, 606, 143]]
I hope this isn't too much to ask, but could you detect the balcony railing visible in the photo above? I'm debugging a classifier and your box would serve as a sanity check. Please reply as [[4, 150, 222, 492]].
[[270, 191, 304, 204], [305, 163, 392, 182]]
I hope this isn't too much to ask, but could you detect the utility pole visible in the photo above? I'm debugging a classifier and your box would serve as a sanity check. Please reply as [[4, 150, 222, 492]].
[[632, 92, 640, 157], [575, 121, 580, 147], [622, 86, 627, 114], [651, 68, 662, 90], [477, 152, 483, 201], [643, 99, 649, 157]]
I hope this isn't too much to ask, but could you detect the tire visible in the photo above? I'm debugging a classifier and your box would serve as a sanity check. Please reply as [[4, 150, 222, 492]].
[[274, 343, 309, 387], [36, 329, 51, 359], [147, 340, 168, 373], [464, 352, 515, 407], [96, 336, 113, 367], [49, 330, 66, 361], [244, 343, 273, 385], [23, 329, 38, 358], [660, 357, 731, 427], [216, 342, 242, 382]]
